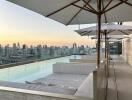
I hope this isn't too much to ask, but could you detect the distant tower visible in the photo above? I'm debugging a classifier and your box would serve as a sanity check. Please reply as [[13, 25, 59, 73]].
[[5, 44, 10, 57], [17, 42, 20, 49], [22, 44, 28, 57], [37, 45, 42, 58], [13, 43, 17, 56], [73, 43, 78, 55], [49, 46, 55, 57], [0, 44, 3, 57], [42, 45, 49, 59], [79, 45, 85, 55], [29, 45, 34, 55]]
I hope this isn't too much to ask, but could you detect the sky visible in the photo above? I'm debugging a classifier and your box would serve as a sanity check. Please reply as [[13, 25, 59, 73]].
[[0, 0, 96, 47], [0, 0, 132, 47]]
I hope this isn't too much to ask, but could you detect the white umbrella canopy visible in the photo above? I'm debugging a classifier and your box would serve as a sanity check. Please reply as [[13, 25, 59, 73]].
[[76, 24, 131, 58], [92, 38, 123, 42], [91, 35, 129, 40], [6, 0, 132, 25], [101, 39, 122, 42], [76, 24, 132, 36]]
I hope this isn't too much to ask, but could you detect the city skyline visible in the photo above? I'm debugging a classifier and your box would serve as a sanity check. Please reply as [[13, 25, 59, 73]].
[[0, 41, 95, 47], [0, 42, 92, 65], [0, 42, 94, 47]]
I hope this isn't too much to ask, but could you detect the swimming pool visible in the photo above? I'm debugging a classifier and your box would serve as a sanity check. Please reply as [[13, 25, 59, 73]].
[[0, 55, 80, 83]]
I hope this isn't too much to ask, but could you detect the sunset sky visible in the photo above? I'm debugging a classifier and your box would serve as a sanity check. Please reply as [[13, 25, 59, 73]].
[[0, 0, 132, 47], [0, 0, 96, 47]]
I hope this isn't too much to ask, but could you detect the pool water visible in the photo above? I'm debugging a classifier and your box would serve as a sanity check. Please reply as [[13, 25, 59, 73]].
[[0, 55, 80, 83]]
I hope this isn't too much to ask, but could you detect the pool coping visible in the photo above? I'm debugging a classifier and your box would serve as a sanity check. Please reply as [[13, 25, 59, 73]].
[[0, 86, 90, 100], [0, 55, 72, 69]]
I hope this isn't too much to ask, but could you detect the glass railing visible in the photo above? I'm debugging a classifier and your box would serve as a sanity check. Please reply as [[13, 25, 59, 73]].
[[0, 55, 81, 83]]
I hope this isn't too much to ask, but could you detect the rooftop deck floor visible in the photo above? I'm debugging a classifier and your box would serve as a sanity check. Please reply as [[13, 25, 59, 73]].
[[107, 56, 132, 100]]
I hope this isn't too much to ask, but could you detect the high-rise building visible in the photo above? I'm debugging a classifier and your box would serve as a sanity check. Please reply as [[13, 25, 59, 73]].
[[79, 45, 85, 55], [12, 43, 17, 56], [22, 44, 28, 57], [17, 42, 20, 49], [5, 44, 10, 57], [73, 43, 78, 55], [0, 44, 3, 57]]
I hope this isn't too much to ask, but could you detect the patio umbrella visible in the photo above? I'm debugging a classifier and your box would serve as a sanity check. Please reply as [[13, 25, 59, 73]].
[[75, 24, 132, 58], [91, 35, 129, 40], [6, 0, 132, 67], [76, 24, 132, 77], [76, 24, 132, 36], [6, 0, 132, 25]]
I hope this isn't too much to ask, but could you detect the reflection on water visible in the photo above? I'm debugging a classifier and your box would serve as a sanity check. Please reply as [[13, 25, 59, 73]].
[[0, 55, 80, 83]]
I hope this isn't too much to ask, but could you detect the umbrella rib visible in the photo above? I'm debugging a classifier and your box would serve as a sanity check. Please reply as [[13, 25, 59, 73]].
[[107, 30, 115, 34], [72, 4, 98, 14], [101, 0, 108, 23], [103, 1, 125, 13], [84, 6, 97, 12], [82, 0, 97, 12], [82, 31, 92, 36], [46, 0, 81, 17], [120, 0, 132, 7], [66, 0, 91, 25], [118, 30, 129, 35], [102, 0, 108, 58], [102, 0, 113, 12], [82, 31, 90, 36]]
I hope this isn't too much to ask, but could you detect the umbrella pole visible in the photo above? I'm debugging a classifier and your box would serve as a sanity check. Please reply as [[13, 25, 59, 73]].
[[105, 33, 107, 58], [106, 38, 109, 77], [97, 0, 102, 68], [97, 15, 101, 68], [105, 32, 109, 77]]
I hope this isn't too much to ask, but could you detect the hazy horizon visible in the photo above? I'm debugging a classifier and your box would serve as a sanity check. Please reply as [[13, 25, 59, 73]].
[[1, 0, 132, 47], [0, 0, 96, 47], [0, 42, 95, 48]]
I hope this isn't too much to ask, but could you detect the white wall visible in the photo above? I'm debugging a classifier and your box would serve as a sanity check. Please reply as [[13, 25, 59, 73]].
[[122, 34, 132, 66]]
